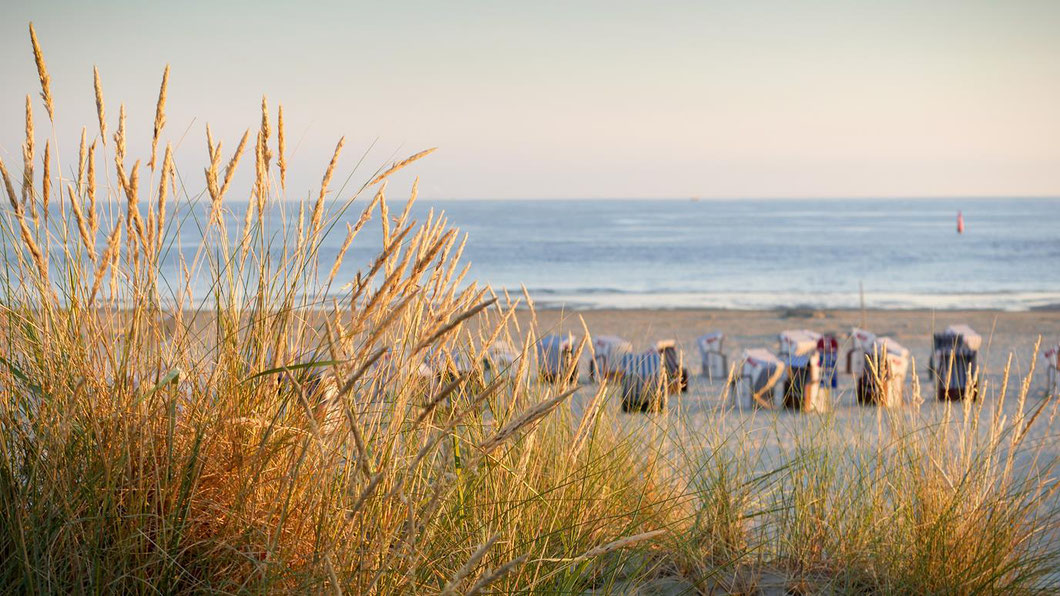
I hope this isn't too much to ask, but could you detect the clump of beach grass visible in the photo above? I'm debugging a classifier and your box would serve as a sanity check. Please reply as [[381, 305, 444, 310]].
[[0, 23, 1057, 595]]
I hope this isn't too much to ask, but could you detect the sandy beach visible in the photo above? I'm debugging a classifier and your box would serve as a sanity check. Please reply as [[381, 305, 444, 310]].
[[512, 307, 1060, 479], [523, 307, 1060, 389]]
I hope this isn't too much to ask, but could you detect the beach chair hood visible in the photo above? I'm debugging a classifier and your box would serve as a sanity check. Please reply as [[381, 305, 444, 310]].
[[850, 328, 877, 352], [593, 335, 633, 357], [942, 324, 982, 351], [696, 332, 724, 354], [779, 330, 822, 356]]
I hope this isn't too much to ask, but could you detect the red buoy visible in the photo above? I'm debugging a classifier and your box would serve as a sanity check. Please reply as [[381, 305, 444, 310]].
[[957, 211, 964, 234]]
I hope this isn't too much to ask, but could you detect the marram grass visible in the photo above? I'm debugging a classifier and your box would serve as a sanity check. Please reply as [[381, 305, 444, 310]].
[[1, 23, 1057, 594]]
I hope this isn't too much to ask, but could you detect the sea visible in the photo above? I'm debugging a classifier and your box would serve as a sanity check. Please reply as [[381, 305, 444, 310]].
[[336, 197, 1060, 311], [109, 197, 1060, 311]]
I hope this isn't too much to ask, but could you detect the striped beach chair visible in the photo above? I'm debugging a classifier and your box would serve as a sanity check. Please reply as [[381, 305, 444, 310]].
[[931, 324, 981, 401], [655, 339, 689, 393], [536, 334, 578, 384], [619, 350, 668, 413]]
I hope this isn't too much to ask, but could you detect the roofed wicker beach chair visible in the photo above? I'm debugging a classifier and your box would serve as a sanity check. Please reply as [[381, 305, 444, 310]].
[[732, 348, 785, 410], [589, 335, 634, 382], [930, 324, 981, 401], [855, 337, 911, 407], [817, 333, 840, 389], [420, 346, 473, 382], [619, 350, 669, 413], [482, 340, 519, 380], [536, 333, 579, 384], [845, 327, 877, 376], [778, 330, 827, 412], [696, 332, 728, 381], [1044, 342, 1059, 399], [654, 339, 690, 393]]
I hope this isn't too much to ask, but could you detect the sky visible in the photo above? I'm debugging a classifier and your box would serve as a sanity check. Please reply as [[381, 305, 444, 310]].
[[1, 0, 1059, 200]]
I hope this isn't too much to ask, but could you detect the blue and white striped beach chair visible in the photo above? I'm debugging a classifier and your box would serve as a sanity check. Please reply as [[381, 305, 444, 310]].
[[619, 350, 668, 413], [536, 334, 578, 384], [931, 324, 981, 401]]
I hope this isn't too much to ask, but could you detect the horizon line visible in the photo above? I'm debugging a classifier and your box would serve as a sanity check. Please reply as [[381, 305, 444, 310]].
[[412, 194, 1060, 202]]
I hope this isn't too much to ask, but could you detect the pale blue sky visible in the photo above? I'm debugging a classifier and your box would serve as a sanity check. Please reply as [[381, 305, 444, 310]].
[[2, 0, 1059, 199]]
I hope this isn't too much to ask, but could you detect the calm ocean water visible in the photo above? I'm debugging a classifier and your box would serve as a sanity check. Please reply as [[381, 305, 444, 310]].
[[372, 198, 1060, 311], [126, 198, 1060, 311]]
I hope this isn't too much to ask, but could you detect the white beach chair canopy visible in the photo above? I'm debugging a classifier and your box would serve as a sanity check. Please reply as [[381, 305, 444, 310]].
[[593, 335, 633, 357], [779, 329, 822, 356], [872, 337, 909, 361], [942, 324, 982, 351], [850, 328, 877, 352], [1044, 343, 1060, 368], [696, 332, 724, 354]]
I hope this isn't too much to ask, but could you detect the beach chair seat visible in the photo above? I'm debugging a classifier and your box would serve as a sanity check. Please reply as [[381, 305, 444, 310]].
[[931, 324, 981, 401], [696, 332, 728, 381], [537, 334, 578, 384], [732, 348, 785, 410], [589, 335, 633, 381], [619, 351, 668, 413], [855, 337, 910, 407]]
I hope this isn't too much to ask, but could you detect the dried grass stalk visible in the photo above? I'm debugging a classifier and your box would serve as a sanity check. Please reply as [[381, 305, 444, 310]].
[[93, 66, 106, 145], [149, 65, 169, 171], [22, 95, 34, 210], [310, 137, 344, 239], [369, 147, 437, 186], [479, 385, 578, 453], [41, 140, 50, 220], [277, 104, 287, 191], [88, 217, 123, 305], [1, 156, 47, 280], [87, 140, 98, 234], [440, 534, 500, 595], [465, 555, 529, 596], [67, 183, 96, 261], [77, 128, 86, 190], [28, 23, 54, 122]]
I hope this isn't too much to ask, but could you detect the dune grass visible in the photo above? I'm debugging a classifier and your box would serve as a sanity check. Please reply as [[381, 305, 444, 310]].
[[1, 24, 1058, 594]]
